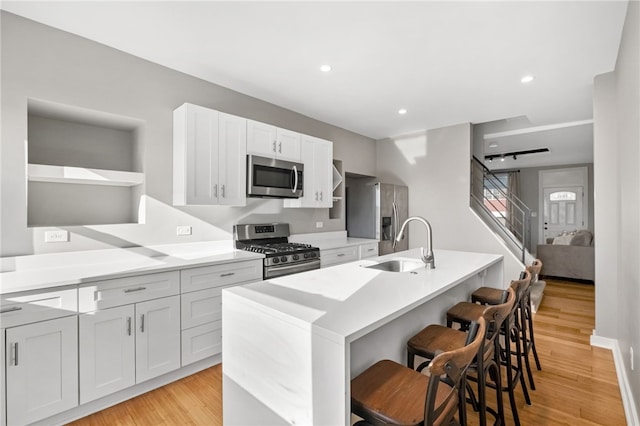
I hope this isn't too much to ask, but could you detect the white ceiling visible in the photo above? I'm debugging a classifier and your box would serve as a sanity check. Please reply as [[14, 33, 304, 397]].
[[1, 1, 629, 167]]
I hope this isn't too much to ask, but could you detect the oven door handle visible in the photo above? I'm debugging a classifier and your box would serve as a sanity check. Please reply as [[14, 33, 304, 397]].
[[291, 165, 299, 194], [265, 259, 320, 278]]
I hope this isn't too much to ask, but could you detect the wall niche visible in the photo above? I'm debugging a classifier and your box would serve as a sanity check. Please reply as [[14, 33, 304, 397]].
[[27, 99, 145, 227]]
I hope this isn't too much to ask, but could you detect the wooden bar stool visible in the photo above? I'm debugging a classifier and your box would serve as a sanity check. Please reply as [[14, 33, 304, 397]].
[[526, 260, 543, 372], [448, 273, 532, 426], [472, 265, 541, 391], [409, 289, 515, 426], [351, 318, 486, 426]]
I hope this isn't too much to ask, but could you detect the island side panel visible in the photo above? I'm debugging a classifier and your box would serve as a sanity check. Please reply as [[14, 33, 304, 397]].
[[222, 290, 314, 425]]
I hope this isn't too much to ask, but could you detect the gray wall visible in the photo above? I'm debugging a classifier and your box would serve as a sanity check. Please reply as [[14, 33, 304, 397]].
[[594, 0, 639, 416], [0, 12, 376, 256], [518, 163, 594, 253], [375, 126, 524, 288]]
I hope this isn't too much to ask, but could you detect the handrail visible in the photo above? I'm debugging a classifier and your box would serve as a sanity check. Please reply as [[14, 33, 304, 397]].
[[470, 156, 531, 262]]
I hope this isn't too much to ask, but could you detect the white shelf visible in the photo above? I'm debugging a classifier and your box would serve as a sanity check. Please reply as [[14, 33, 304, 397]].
[[28, 164, 144, 187]]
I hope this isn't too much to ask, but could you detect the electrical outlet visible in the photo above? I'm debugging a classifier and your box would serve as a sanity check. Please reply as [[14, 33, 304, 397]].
[[631, 346, 634, 371], [176, 226, 192, 236], [44, 230, 69, 243], [316, 221, 323, 229]]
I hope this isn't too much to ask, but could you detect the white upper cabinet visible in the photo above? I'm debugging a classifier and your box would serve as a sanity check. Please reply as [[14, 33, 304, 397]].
[[247, 119, 301, 162], [284, 135, 333, 208], [218, 112, 248, 206], [173, 103, 247, 206]]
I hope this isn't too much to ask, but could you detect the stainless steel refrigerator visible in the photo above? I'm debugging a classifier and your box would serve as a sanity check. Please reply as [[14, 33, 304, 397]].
[[346, 182, 409, 255]]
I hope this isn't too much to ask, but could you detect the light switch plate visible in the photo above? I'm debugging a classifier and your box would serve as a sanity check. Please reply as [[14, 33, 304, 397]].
[[316, 222, 323, 228]]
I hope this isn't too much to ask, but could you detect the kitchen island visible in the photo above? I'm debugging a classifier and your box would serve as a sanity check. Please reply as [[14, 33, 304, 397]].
[[222, 248, 503, 426]]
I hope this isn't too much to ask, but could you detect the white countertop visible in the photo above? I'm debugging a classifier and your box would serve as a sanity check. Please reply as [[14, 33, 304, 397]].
[[0, 234, 379, 295], [289, 230, 377, 250], [224, 248, 503, 343], [0, 241, 264, 295]]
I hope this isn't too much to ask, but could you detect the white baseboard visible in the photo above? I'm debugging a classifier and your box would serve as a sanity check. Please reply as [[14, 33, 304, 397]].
[[591, 335, 639, 426]]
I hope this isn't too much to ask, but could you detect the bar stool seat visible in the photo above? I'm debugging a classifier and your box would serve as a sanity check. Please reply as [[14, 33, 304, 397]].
[[351, 319, 487, 426], [351, 360, 452, 425], [407, 325, 468, 369]]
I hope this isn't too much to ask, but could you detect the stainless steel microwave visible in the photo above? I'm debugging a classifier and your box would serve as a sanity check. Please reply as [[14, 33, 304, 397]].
[[247, 155, 304, 198]]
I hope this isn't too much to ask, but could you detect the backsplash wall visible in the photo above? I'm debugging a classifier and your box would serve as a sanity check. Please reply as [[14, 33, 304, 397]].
[[0, 12, 376, 256]]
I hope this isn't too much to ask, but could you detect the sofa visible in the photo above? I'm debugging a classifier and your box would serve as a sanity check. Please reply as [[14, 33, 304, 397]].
[[535, 230, 595, 282]]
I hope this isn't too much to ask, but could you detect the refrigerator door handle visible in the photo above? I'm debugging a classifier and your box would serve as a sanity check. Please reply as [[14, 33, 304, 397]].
[[392, 202, 398, 249]]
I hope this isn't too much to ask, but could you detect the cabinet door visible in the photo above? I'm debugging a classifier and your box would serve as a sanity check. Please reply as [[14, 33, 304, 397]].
[[79, 305, 135, 404], [284, 136, 333, 208], [6, 316, 78, 425], [276, 128, 301, 161], [135, 296, 181, 383], [218, 112, 247, 206], [313, 138, 333, 208], [174, 103, 220, 205], [247, 119, 277, 158]]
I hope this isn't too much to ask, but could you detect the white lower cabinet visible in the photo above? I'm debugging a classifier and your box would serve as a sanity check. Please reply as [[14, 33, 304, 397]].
[[79, 296, 181, 403], [5, 315, 78, 425], [135, 296, 181, 383], [321, 245, 359, 268], [79, 305, 135, 404], [179, 260, 262, 366], [359, 242, 379, 259]]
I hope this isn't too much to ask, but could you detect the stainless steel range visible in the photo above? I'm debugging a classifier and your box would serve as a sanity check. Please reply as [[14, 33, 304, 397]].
[[234, 223, 320, 279]]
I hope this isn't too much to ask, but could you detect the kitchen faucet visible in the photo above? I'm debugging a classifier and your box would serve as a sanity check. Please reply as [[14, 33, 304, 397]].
[[395, 216, 435, 269]]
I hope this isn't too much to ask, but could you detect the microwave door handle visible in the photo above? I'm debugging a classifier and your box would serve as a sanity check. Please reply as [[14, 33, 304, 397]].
[[292, 165, 298, 193]]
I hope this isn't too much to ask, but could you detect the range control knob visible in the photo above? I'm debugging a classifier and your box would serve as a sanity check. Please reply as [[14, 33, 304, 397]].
[[308, 252, 316, 258], [293, 254, 299, 261], [272, 257, 280, 264], [280, 256, 288, 262]]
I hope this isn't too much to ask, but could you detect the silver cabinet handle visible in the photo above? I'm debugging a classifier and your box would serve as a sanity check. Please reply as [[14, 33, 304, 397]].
[[0, 306, 23, 314], [292, 165, 298, 194], [140, 314, 145, 333], [127, 317, 132, 336], [124, 287, 146, 293], [319, 191, 323, 201], [315, 191, 319, 201], [13, 343, 18, 366], [214, 184, 218, 198], [273, 141, 277, 152], [278, 142, 282, 153], [367, 248, 375, 252], [337, 253, 345, 257], [221, 184, 225, 198], [220, 272, 235, 277]]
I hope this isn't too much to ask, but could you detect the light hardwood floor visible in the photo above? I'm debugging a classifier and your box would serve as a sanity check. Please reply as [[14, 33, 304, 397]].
[[67, 278, 626, 426]]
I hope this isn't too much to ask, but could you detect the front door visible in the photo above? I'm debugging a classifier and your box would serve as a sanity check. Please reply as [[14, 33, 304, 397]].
[[543, 186, 584, 241]]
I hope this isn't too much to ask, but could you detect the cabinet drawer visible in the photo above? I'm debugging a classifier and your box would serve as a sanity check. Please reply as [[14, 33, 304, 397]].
[[181, 287, 223, 329], [359, 242, 379, 259], [321, 246, 359, 267], [78, 271, 180, 313], [1, 287, 78, 328], [180, 260, 262, 293], [181, 321, 222, 366]]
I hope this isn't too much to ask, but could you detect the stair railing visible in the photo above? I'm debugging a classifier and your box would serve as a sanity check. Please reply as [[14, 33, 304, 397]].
[[470, 156, 531, 262]]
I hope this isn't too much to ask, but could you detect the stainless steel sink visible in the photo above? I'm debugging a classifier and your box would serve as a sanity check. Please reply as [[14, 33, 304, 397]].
[[365, 259, 424, 272]]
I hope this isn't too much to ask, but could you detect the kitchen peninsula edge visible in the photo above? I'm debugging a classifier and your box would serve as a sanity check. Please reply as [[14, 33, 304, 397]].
[[222, 248, 503, 425]]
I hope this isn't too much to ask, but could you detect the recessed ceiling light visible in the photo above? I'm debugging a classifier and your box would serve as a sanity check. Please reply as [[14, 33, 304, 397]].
[[521, 75, 535, 83], [320, 64, 332, 72], [398, 108, 407, 115]]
